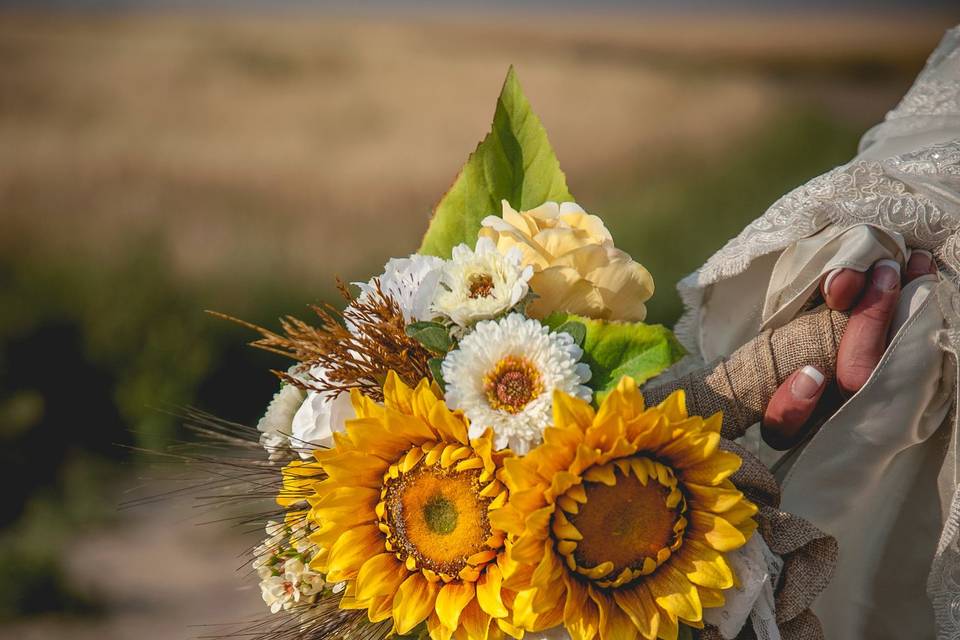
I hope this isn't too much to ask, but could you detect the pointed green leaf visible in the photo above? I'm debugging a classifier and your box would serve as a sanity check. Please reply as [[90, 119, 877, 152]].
[[544, 312, 686, 402], [418, 67, 574, 258], [428, 357, 446, 392], [405, 321, 453, 354], [555, 320, 587, 347]]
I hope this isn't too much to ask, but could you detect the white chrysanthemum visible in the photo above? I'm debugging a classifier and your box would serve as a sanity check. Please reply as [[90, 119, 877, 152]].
[[290, 365, 355, 459], [257, 382, 306, 460], [432, 237, 533, 327], [355, 253, 443, 323], [442, 313, 591, 453]]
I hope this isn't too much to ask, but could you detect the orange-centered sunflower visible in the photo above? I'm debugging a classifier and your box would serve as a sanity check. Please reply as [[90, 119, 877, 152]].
[[491, 377, 757, 640], [307, 372, 518, 640]]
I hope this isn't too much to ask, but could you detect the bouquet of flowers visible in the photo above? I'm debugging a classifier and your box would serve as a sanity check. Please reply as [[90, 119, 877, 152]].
[[204, 68, 834, 640]]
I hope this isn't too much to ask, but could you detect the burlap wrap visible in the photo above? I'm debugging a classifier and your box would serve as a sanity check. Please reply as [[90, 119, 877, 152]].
[[643, 307, 847, 640], [643, 307, 849, 441]]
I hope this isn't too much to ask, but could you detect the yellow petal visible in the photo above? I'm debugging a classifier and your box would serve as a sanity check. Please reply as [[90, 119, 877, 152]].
[[429, 401, 469, 444], [613, 584, 660, 640], [477, 564, 509, 618], [680, 451, 742, 486], [356, 553, 407, 600], [657, 390, 688, 422], [435, 581, 475, 631], [671, 539, 734, 590], [326, 525, 383, 582], [368, 593, 396, 622], [383, 371, 415, 414], [658, 431, 719, 469], [503, 457, 544, 493], [696, 586, 726, 609], [317, 450, 388, 488], [553, 389, 596, 431], [459, 598, 492, 640], [426, 613, 454, 640], [601, 597, 640, 640], [689, 511, 747, 552], [657, 608, 679, 640], [646, 563, 702, 622], [563, 573, 599, 640], [684, 482, 746, 513], [393, 572, 441, 634]]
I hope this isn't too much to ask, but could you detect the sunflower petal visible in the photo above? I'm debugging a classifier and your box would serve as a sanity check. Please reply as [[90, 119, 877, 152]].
[[356, 553, 407, 600], [646, 563, 702, 622], [435, 581, 475, 630], [563, 572, 599, 640], [681, 451, 742, 486], [613, 584, 660, 640], [326, 525, 383, 582], [476, 564, 509, 618], [672, 539, 734, 590], [689, 511, 747, 552], [393, 573, 441, 634], [685, 482, 746, 513], [553, 390, 596, 430], [460, 598, 492, 640]]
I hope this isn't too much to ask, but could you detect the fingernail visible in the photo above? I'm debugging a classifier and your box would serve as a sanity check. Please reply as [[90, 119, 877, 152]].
[[823, 268, 843, 296], [791, 366, 825, 400], [910, 249, 933, 273], [872, 259, 901, 291]]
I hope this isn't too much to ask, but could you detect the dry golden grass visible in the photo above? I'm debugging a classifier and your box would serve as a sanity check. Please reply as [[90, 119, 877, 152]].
[[0, 10, 951, 286]]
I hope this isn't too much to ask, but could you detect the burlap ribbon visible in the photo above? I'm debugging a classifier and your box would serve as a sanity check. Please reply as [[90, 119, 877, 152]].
[[643, 307, 847, 640]]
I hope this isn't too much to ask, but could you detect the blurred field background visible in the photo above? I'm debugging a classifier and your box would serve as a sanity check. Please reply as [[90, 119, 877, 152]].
[[0, 3, 957, 639]]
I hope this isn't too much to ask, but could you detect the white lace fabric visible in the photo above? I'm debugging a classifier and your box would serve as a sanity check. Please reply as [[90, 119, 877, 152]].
[[671, 24, 960, 639]]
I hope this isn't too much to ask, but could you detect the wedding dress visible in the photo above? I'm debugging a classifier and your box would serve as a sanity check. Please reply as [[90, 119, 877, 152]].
[[675, 25, 960, 639]]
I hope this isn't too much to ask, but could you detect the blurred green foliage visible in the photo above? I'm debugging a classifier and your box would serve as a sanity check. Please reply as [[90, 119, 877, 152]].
[[587, 108, 862, 326]]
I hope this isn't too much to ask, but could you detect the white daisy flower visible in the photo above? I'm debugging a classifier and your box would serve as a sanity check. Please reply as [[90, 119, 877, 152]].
[[290, 364, 355, 459], [355, 253, 443, 323], [441, 313, 592, 453], [257, 382, 306, 461], [432, 237, 533, 327]]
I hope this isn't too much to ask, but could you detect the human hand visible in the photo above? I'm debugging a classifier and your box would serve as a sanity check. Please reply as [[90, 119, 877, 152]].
[[761, 251, 938, 449]]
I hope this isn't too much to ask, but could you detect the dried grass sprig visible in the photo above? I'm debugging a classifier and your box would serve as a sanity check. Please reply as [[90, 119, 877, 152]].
[[209, 281, 434, 402]]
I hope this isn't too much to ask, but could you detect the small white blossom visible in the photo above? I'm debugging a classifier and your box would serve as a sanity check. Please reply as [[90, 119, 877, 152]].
[[257, 382, 306, 460]]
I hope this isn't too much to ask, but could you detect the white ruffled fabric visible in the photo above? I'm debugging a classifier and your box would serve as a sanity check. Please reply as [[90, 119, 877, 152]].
[[672, 25, 960, 639]]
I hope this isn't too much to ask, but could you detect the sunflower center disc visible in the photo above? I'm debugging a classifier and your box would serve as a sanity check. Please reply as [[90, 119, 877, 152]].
[[384, 466, 491, 574], [484, 356, 543, 414], [569, 470, 679, 576], [468, 273, 495, 299], [423, 494, 459, 535]]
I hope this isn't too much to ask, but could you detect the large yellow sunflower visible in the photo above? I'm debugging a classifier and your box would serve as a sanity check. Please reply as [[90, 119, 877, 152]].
[[306, 371, 518, 640], [491, 377, 757, 640]]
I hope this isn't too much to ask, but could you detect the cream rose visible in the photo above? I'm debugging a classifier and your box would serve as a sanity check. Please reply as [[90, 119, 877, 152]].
[[479, 200, 654, 321]]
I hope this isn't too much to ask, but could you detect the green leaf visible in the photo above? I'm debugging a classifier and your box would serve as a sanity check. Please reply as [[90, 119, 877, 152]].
[[543, 312, 686, 402], [418, 66, 574, 258], [554, 320, 586, 347], [428, 357, 446, 391], [405, 321, 453, 354]]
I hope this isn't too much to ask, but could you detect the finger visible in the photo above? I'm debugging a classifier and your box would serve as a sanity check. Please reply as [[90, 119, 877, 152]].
[[905, 250, 936, 283], [836, 259, 901, 396], [821, 268, 867, 311], [762, 365, 827, 450]]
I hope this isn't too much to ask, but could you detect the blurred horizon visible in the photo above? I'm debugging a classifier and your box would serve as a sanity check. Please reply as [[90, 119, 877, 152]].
[[0, 0, 956, 9], [0, 4, 957, 639]]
